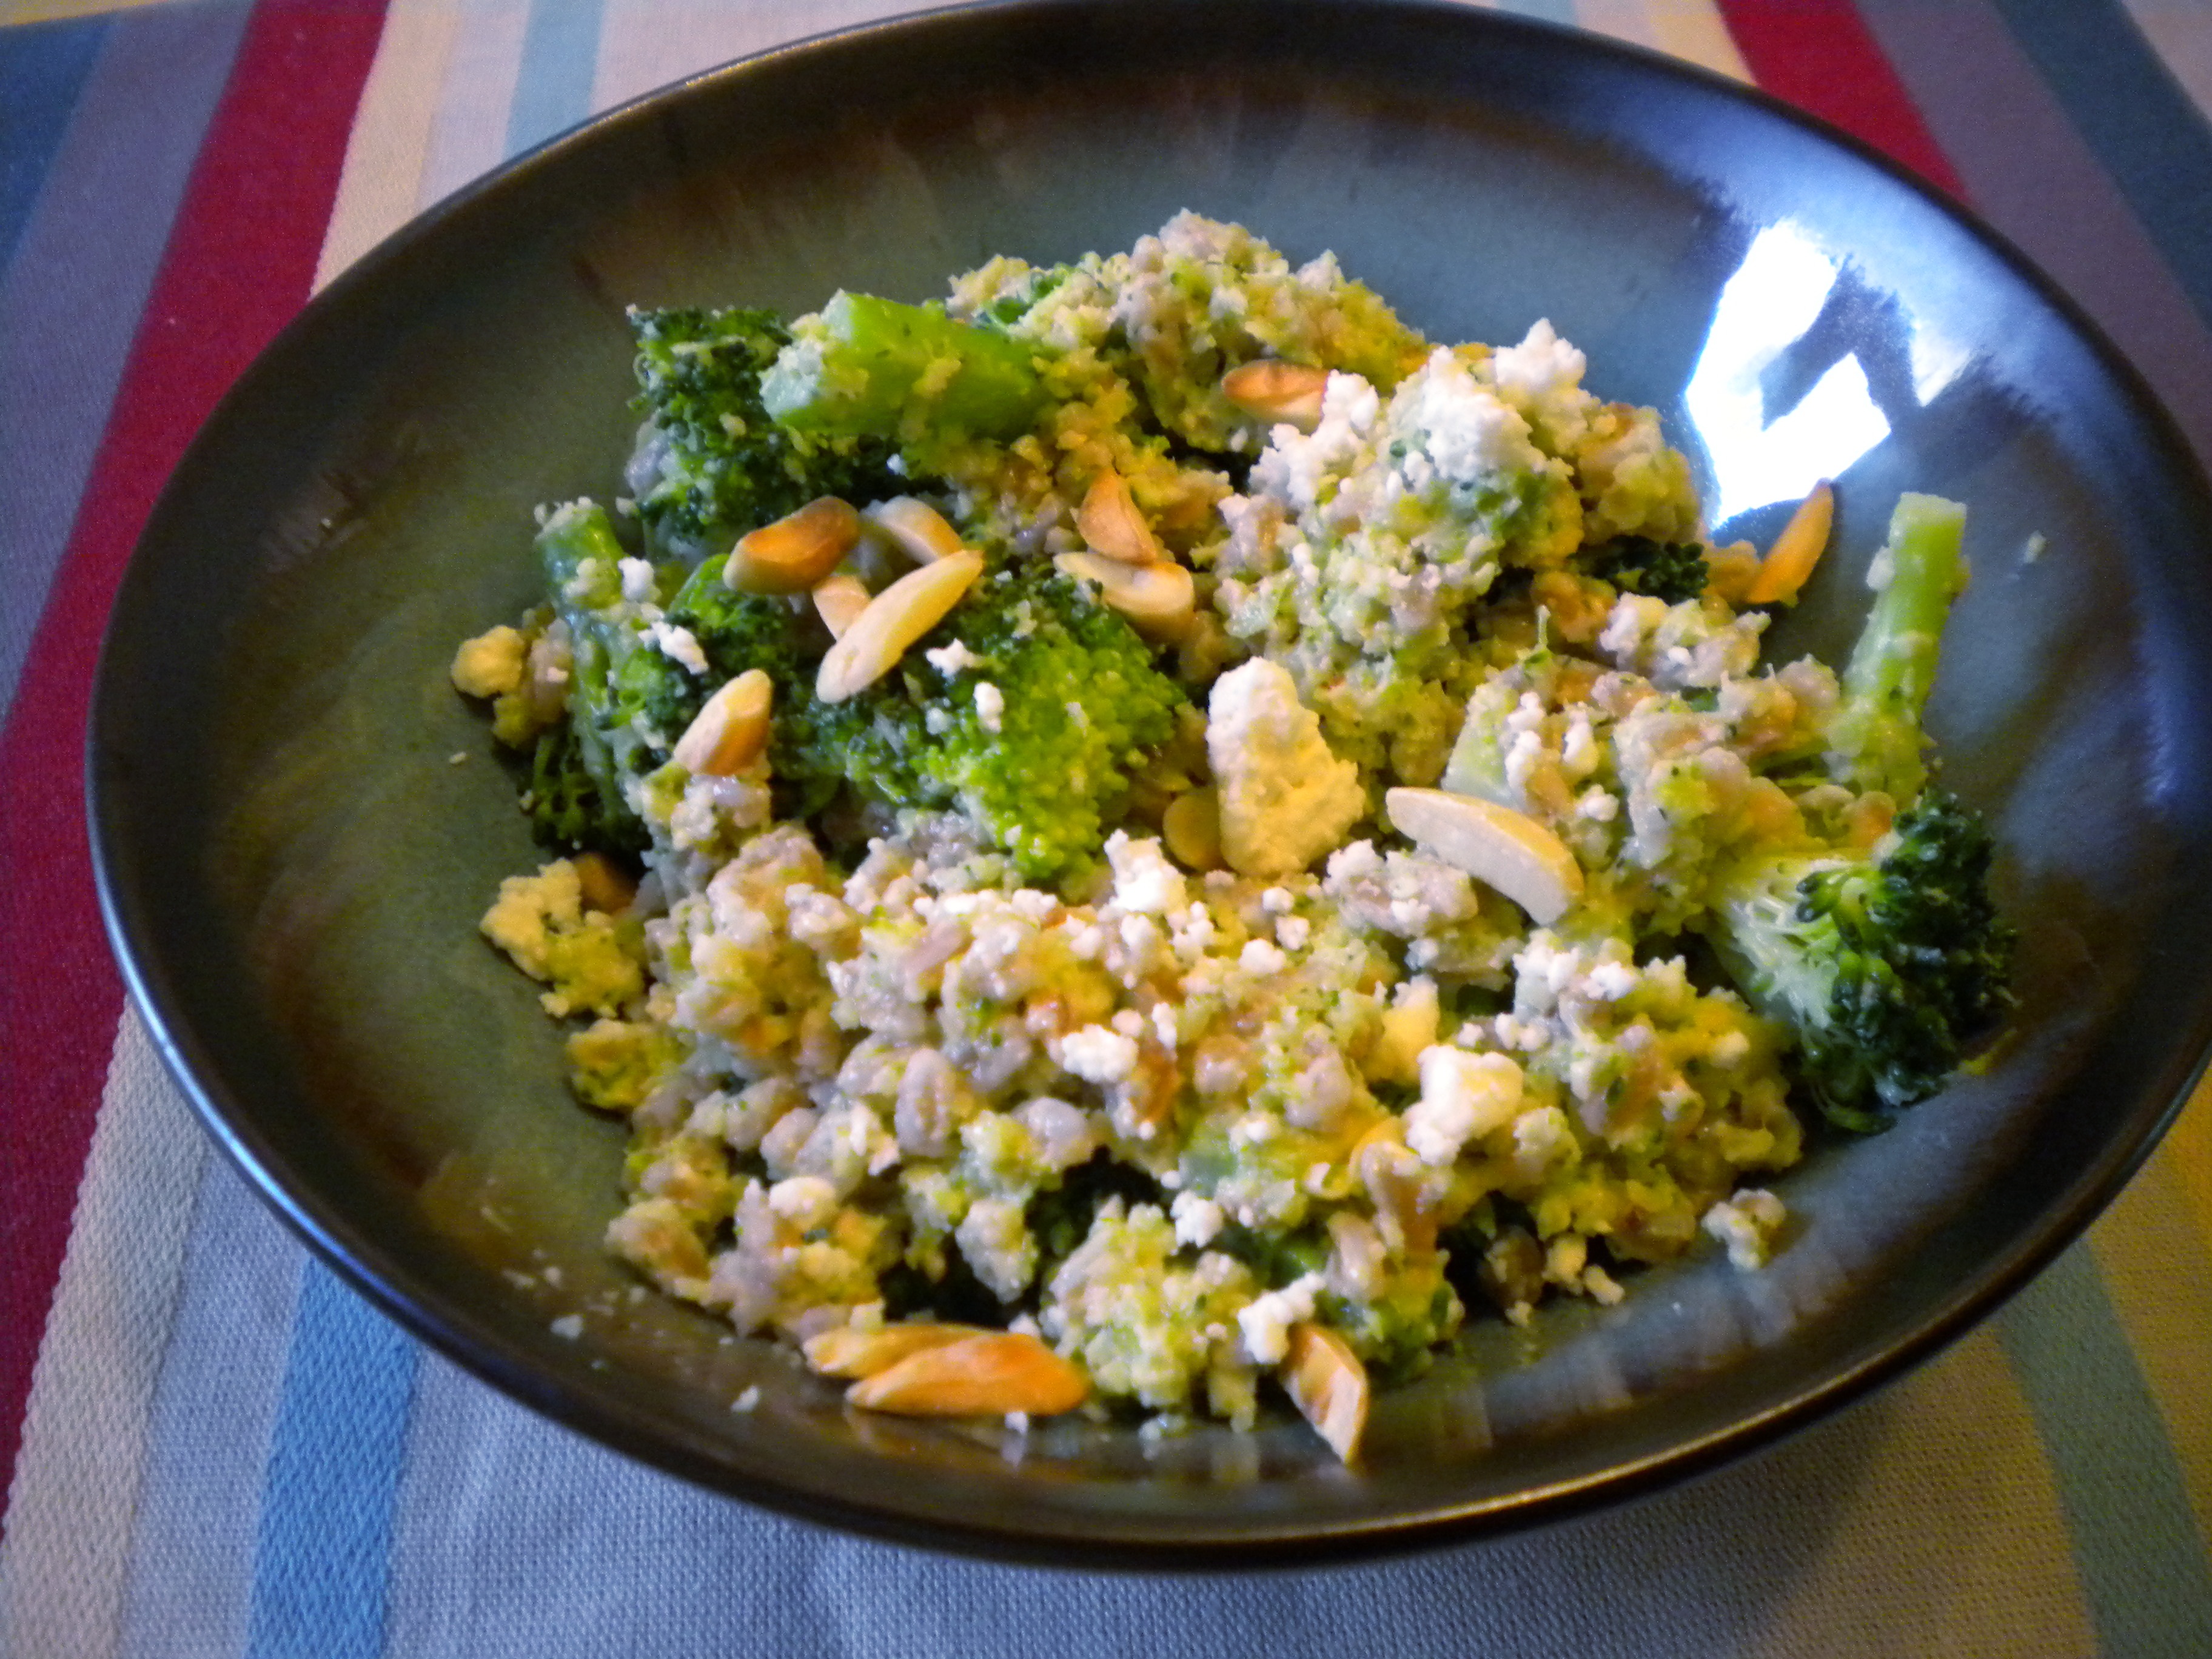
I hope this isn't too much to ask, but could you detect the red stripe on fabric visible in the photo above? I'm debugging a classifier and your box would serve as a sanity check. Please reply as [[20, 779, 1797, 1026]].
[[1717, 0, 1964, 197], [0, 0, 386, 1535]]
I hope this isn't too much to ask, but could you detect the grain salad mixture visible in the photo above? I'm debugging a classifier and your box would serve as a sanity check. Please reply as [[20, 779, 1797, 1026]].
[[452, 214, 2012, 1460]]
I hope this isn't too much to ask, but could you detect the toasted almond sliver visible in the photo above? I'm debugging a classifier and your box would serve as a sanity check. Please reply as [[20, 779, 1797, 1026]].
[[1161, 788, 1223, 872], [1076, 470, 1162, 566], [571, 851, 637, 916], [845, 1332, 1089, 1416], [726, 496, 862, 594], [672, 668, 773, 776], [803, 1322, 991, 1380], [1054, 551, 1196, 642], [1220, 360, 1330, 433], [817, 551, 984, 703], [1384, 786, 1584, 925], [862, 495, 967, 564], [811, 572, 872, 639], [1743, 480, 1834, 606], [1281, 1322, 1369, 1463]]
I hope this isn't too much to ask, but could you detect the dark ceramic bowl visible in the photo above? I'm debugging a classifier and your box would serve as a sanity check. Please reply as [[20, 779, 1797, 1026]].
[[90, 0, 2212, 1566]]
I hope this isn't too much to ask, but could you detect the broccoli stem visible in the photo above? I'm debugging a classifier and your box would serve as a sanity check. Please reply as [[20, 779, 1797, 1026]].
[[1828, 492, 1968, 803], [760, 292, 1047, 441]]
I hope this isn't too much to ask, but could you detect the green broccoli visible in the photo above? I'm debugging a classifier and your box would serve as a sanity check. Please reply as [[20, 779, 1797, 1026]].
[[529, 499, 658, 853], [1704, 789, 2013, 1129], [759, 292, 1050, 447], [625, 306, 903, 559], [1826, 492, 1968, 802], [612, 559, 1185, 880], [1584, 535, 1710, 604]]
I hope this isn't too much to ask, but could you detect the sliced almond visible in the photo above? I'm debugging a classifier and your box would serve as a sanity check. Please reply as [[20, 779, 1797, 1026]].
[[862, 495, 967, 564], [571, 851, 637, 916], [726, 496, 862, 594], [1281, 1322, 1369, 1463], [817, 551, 984, 703], [1221, 360, 1330, 433], [1384, 786, 1584, 924], [845, 1330, 1088, 1417], [672, 668, 773, 775], [1054, 551, 1195, 642], [1161, 787, 1223, 871], [802, 1322, 990, 1380], [811, 572, 872, 639], [1743, 480, 1834, 606], [1076, 470, 1163, 566]]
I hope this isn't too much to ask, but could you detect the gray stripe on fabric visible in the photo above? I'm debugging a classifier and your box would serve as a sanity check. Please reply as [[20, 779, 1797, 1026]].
[[374, 1329, 2091, 1657], [1997, 1243, 2212, 1656], [0, 0, 253, 726], [113, 1158, 307, 1659], [1857, 0, 2212, 471], [1990, 0, 2212, 333]]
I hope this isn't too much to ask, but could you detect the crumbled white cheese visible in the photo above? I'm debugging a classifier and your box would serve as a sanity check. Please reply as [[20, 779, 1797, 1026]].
[[974, 681, 1005, 734], [1105, 831, 1188, 916], [1239, 939, 1289, 977], [618, 556, 657, 604], [649, 620, 708, 675], [1407, 1047, 1524, 1164], [1236, 1272, 1325, 1366], [1206, 659, 1365, 877], [925, 638, 987, 675], [1171, 1190, 1225, 1248], [1587, 960, 1638, 1001], [1702, 1188, 1787, 1269], [1392, 346, 1546, 486], [1060, 1025, 1139, 1084]]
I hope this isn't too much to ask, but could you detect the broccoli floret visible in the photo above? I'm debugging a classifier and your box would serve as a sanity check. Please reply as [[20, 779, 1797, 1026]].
[[530, 499, 658, 851], [1585, 534, 1709, 603], [625, 306, 903, 558], [611, 558, 1185, 879], [1826, 493, 1968, 802], [851, 565, 1185, 876], [1705, 790, 2013, 1129], [759, 292, 1050, 449], [525, 719, 642, 854]]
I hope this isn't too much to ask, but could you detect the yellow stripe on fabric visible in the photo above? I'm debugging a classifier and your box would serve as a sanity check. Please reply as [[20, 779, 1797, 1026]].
[[0, 0, 165, 23], [1760, 1326, 2099, 1654], [2116, 0, 2212, 122], [1574, 0, 1752, 80], [2162, 1068, 2212, 1248], [313, 0, 464, 291], [2088, 1145, 2212, 1551]]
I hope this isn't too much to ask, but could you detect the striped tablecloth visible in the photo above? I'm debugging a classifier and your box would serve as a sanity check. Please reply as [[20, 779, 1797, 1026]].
[[4, 1, 2211, 1653]]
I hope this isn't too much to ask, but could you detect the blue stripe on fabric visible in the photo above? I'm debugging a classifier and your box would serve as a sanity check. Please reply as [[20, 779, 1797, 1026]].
[[1996, 1244, 2212, 1655], [0, 0, 252, 725], [1989, 0, 2212, 334], [503, 0, 605, 158], [0, 14, 109, 281], [243, 1265, 421, 1659], [1498, 0, 1578, 27]]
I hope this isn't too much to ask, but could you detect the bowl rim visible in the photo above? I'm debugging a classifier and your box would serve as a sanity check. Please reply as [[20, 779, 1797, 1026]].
[[87, 0, 2212, 1569]]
